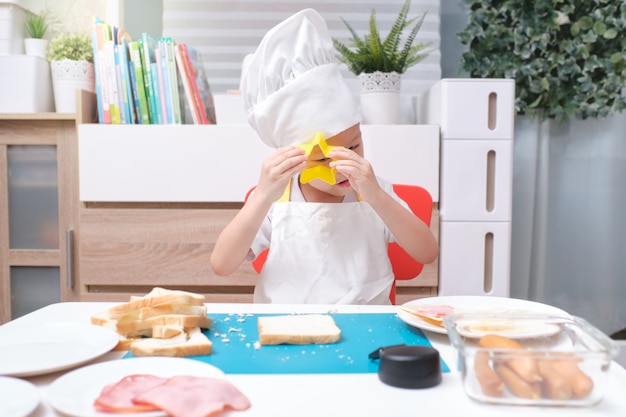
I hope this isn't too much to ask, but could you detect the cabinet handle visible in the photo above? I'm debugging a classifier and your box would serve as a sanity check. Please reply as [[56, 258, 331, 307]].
[[66, 229, 74, 289]]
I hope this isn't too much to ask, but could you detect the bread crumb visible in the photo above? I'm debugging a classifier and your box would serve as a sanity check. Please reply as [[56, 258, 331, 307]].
[[253, 341, 261, 350]]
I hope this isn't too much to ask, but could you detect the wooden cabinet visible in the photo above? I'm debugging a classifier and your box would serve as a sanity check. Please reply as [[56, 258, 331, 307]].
[[76, 124, 440, 305], [78, 204, 258, 303], [0, 91, 95, 323]]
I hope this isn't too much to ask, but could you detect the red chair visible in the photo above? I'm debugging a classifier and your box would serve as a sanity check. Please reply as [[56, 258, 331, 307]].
[[244, 184, 433, 304], [387, 184, 433, 304]]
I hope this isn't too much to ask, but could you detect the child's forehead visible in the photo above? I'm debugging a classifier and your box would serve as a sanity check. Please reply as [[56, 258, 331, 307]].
[[326, 124, 362, 146]]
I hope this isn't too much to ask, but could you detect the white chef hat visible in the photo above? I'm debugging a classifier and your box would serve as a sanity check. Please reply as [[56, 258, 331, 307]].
[[241, 9, 361, 149]]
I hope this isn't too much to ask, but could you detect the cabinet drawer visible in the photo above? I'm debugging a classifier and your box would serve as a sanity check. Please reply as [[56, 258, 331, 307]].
[[78, 206, 440, 303], [78, 207, 257, 295]]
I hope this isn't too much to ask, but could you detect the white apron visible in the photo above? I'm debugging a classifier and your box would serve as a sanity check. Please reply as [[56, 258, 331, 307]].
[[254, 182, 394, 304]]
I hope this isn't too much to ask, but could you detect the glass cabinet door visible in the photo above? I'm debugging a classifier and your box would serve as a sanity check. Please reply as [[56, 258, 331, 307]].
[[7, 145, 61, 319], [7, 145, 59, 249], [10, 267, 60, 319]]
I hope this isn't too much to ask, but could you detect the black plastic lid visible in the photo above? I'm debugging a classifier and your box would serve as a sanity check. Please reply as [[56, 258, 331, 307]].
[[377, 345, 442, 389]]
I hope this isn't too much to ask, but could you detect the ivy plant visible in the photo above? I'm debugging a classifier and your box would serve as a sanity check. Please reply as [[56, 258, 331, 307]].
[[333, 0, 433, 75], [457, 0, 626, 122]]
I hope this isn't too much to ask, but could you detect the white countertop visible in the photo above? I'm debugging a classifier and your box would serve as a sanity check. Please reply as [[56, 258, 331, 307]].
[[2, 302, 626, 417]]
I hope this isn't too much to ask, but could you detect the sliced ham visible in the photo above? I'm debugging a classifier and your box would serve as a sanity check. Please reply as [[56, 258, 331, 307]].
[[401, 304, 455, 327], [93, 374, 251, 417], [133, 375, 252, 417], [94, 374, 166, 412]]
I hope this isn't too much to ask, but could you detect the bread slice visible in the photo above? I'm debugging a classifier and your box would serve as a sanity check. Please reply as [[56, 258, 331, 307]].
[[116, 314, 212, 337], [139, 304, 207, 320], [114, 335, 143, 351], [90, 310, 115, 328], [108, 288, 205, 320], [258, 314, 341, 345], [152, 324, 185, 339], [130, 287, 206, 304], [130, 327, 212, 357]]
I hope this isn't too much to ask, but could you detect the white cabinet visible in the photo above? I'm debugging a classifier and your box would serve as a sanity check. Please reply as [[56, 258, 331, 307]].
[[78, 124, 440, 203], [422, 79, 515, 297]]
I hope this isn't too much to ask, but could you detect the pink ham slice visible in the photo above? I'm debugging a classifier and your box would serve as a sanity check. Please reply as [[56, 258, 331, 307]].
[[401, 304, 455, 327], [132, 375, 252, 417], [94, 374, 166, 412]]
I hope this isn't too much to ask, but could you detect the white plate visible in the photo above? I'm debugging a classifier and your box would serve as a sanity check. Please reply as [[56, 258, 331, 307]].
[[397, 296, 569, 335], [0, 323, 119, 377], [48, 357, 225, 417], [0, 376, 40, 417]]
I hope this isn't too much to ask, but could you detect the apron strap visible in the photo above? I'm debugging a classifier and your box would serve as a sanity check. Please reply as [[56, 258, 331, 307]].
[[277, 179, 292, 202]]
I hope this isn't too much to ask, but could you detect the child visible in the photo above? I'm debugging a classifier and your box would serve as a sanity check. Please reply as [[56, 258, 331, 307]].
[[210, 9, 438, 304]]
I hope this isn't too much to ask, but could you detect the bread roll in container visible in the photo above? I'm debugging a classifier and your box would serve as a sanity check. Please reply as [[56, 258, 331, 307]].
[[443, 312, 619, 406]]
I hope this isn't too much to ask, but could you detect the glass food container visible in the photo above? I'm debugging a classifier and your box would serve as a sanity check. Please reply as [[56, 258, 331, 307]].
[[444, 313, 619, 406]]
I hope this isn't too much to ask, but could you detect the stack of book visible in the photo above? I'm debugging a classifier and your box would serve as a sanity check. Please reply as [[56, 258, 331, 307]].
[[91, 19, 216, 125]]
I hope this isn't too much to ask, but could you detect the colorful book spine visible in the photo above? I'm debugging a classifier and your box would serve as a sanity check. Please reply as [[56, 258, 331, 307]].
[[91, 20, 105, 124], [180, 44, 207, 124], [104, 40, 121, 124], [166, 38, 182, 124], [128, 40, 150, 124], [158, 38, 174, 124], [151, 61, 164, 124], [154, 43, 169, 124], [140, 33, 158, 124], [113, 43, 127, 124], [118, 37, 136, 124], [127, 58, 141, 123], [92, 21, 110, 123], [183, 44, 216, 124], [174, 43, 200, 124]]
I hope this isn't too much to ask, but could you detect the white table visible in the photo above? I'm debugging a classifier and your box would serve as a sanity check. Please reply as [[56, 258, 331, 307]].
[[2, 302, 626, 417]]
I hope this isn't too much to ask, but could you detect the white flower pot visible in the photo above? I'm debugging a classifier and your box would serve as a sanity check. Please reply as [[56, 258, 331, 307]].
[[50, 59, 95, 113], [24, 38, 48, 60], [358, 71, 401, 125]]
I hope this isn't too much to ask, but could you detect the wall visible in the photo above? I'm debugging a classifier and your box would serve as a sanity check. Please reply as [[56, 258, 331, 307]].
[[122, 0, 162, 40], [42, 0, 106, 35]]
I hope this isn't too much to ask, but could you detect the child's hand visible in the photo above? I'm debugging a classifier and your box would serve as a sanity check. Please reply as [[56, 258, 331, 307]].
[[328, 148, 381, 201], [256, 146, 307, 202]]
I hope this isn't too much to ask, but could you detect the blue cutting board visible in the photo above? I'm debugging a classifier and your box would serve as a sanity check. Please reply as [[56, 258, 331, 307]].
[[125, 313, 449, 374]]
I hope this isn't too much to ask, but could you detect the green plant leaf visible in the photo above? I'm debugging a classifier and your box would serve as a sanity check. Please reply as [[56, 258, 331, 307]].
[[603, 28, 618, 39], [333, 0, 432, 75], [25, 13, 49, 39], [457, 0, 626, 123]]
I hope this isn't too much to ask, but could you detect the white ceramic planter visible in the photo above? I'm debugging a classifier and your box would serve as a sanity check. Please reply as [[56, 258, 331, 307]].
[[358, 71, 401, 125], [50, 59, 95, 113], [24, 38, 48, 59]]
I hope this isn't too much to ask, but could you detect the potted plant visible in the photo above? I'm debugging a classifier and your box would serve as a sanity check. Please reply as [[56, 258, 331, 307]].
[[47, 33, 95, 113], [333, 0, 433, 124], [24, 12, 50, 59], [457, 0, 626, 123]]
